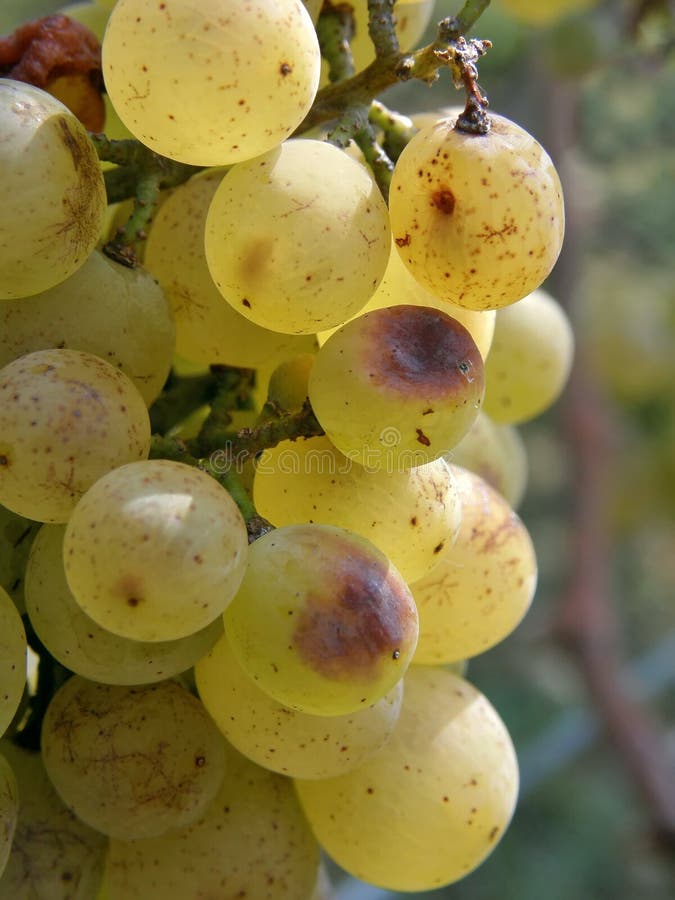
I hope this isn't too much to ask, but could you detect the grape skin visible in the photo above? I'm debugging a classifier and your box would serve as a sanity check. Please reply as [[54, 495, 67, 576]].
[[0, 585, 26, 738], [0, 753, 18, 878]]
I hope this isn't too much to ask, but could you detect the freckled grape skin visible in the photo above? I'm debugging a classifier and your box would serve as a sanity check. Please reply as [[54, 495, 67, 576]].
[[205, 140, 391, 335], [63, 460, 248, 643], [224, 524, 418, 716], [104, 740, 320, 900], [410, 466, 537, 664], [41, 677, 227, 841], [0, 586, 26, 737], [483, 288, 575, 424], [0, 348, 151, 523], [0, 80, 106, 300], [195, 631, 403, 779], [0, 250, 175, 406], [25, 525, 223, 686], [102, 0, 320, 166], [295, 667, 519, 892], [254, 435, 461, 583], [0, 752, 18, 878], [309, 305, 485, 469], [389, 112, 565, 310]]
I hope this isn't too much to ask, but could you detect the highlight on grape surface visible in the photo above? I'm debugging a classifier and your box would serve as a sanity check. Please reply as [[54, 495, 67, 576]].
[[0, 0, 575, 897]]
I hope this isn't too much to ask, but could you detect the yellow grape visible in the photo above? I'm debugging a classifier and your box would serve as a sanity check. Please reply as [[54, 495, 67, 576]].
[[254, 435, 461, 583], [500, 0, 600, 26], [104, 740, 320, 900], [205, 139, 391, 335], [0, 349, 150, 523], [266, 353, 315, 410], [64, 460, 248, 642], [0, 80, 106, 299], [412, 465, 537, 663], [483, 288, 575, 423], [446, 410, 528, 509], [41, 677, 226, 840], [0, 249, 175, 406], [145, 170, 313, 368], [318, 239, 496, 359], [0, 586, 25, 738], [389, 112, 565, 310], [103, 0, 320, 165], [0, 739, 107, 899], [295, 666, 519, 892], [224, 524, 418, 716], [195, 631, 403, 779], [0, 753, 18, 877], [26, 525, 222, 685], [309, 305, 485, 469]]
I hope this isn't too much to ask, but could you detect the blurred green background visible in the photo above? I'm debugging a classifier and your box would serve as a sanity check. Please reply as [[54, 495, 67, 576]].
[[2, 1, 673, 898]]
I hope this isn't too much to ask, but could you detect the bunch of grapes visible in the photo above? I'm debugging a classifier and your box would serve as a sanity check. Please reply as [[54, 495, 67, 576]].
[[0, 0, 573, 897]]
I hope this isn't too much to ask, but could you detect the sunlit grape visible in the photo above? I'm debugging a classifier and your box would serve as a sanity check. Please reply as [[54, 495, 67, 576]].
[[205, 139, 391, 334], [64, 460, 248, 642], [103, 0, 320, 165], [41, 676, 226, 840], [295, 666, 519, 892], [389, 112, 564, 310], [225, 524, 418, 716]]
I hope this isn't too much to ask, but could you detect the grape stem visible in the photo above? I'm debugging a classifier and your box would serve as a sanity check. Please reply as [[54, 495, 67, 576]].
[[317, 1, 356, 83]]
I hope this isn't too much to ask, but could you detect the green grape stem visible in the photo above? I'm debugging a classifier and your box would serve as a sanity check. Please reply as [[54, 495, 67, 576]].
[[367, 0, 400, 59], [317, 2, 356, 83]]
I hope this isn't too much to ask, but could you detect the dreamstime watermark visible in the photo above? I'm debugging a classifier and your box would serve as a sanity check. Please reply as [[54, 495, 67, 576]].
[[208, 426, 436, 476]]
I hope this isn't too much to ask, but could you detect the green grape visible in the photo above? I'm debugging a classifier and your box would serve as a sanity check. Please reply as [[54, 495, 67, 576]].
[[41, 676, 226, 840], [254, 436, 461, 583], [446, 410, 528, 509], [58, 2, 110, 38], [0, 348, 151, 523], [319, 238, 496, 359], [295, 666, 519, 892], [0, 740, 107, 899], [0, 249, 175, 406], [64, 459, 248, 642], [102, 0, 320, 166], [0, 586, 26, 738], [195, 631, 403, 779], [145, 170, 314, 368], [308, 305, 485, 470], [205, 139, 391, 334], [0, 506, 39, 615], [225, 524, 418, 716], [104, 739, 319, 899], [0, 80, 106, 300], [26, 525, 222, 685], [389, 111, 565, 310], [483, 288, 575, 424], [266, 353, 315, 410], [0, 753, 18, 877], [500, 0, 600, 26], [411, 465, 537, 664]]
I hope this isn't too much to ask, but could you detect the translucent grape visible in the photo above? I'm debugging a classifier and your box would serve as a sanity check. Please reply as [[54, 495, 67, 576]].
[[483, 288, 575, 423], [0, 586, 26, 737], [446, 411, 528, 509], [0, 348, 151, 523], [309, 305, 485, 469], [0, 753, 18, 877], [254, 436, 461, 583], [26, 525, 222, 685], [104, 739, 319, 900], [145, 170, 315, 368], [411, 466, 537, 664], [0, 506, 39, 616], [205, 139, 391, 334], [41, 676, 226, 840], [195, 631, 403, 779], [295, 666, 519, 892], [224, 524, 418, 716], [0, 80, 106, 299], [102, 0, 320, 166], [64, 459, 248, 642], [0, 249, 175, 406], [389, 112, 565, 310], [0, 740, 107, 899], [318, 240, 497, 360]]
